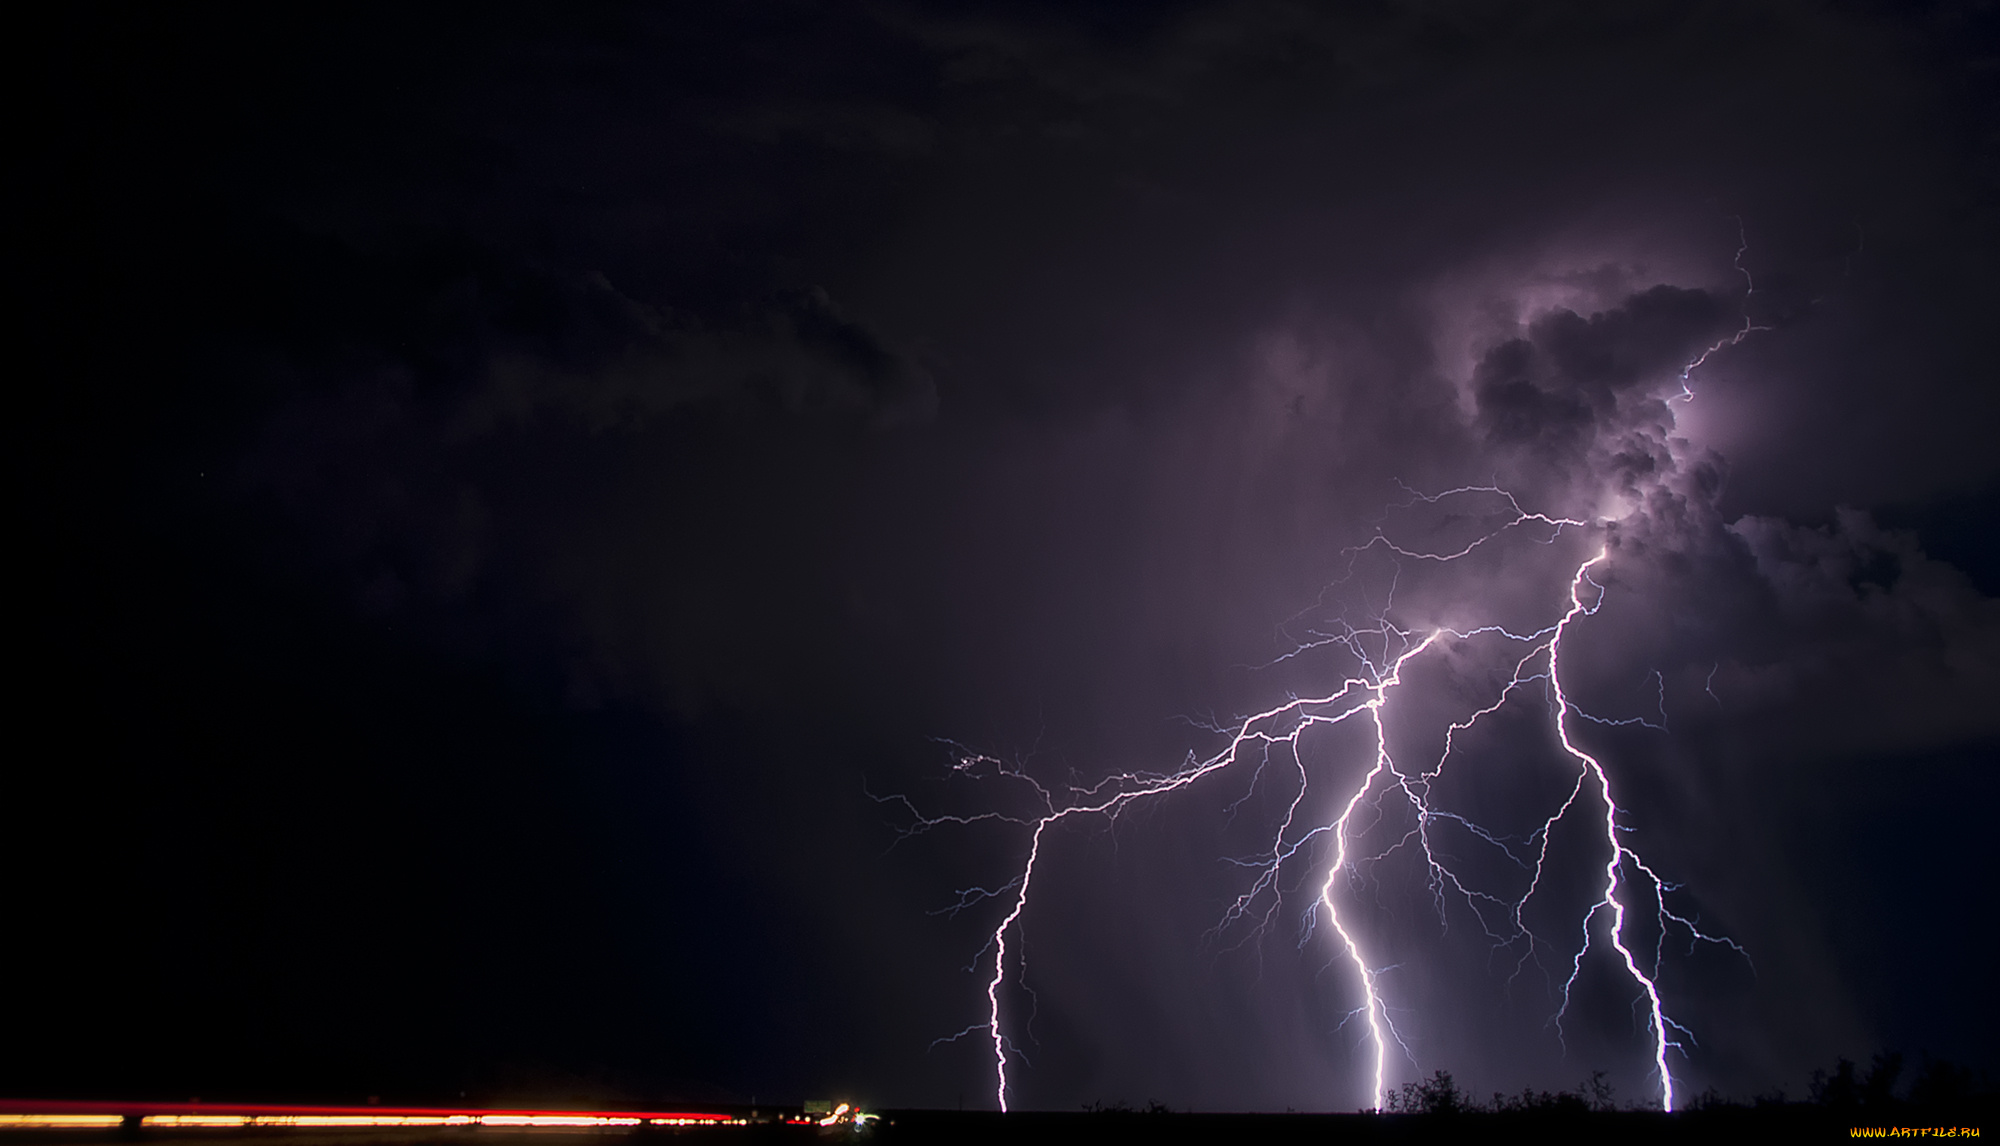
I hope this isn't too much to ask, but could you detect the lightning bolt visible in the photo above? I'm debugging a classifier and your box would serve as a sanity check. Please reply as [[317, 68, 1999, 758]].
[[1311, 629, 1442, 1112], [891, 234, 1766, 1114], [900, 663, 1417, 1109], [891, 509, 1745, 1112], [1545, 550, 1678, 1109]]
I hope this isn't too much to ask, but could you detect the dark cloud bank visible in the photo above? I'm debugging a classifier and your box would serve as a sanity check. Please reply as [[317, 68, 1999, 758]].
[[11, 0, 1998, 1114]]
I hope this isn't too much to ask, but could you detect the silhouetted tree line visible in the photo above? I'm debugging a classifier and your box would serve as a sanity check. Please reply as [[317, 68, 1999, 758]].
[[881, 1061, 1992, 1146], [1805, 1051, 1991, 1115], [1380, 1068, 1619, 1115], [1077, 1100, 1175, 1115], [1357, 1051, 1992, 1116]]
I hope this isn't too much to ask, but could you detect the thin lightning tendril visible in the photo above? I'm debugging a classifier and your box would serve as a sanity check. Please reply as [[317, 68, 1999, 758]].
[[1674, 217, 1771, 402]]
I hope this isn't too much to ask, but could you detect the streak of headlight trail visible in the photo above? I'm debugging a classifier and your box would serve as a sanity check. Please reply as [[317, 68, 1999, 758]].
[[885, 256, 1761, 1115]]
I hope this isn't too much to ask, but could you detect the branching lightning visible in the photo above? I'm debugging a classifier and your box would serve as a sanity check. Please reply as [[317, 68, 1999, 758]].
[[888, 237, 1764, 1114], [1675, 217, 1771, 401]]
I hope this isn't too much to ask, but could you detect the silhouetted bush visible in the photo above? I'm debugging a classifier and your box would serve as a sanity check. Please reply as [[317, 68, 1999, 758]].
[[1384, 1070, 1466, 1114], [1489, 1086, 1589, 1114]]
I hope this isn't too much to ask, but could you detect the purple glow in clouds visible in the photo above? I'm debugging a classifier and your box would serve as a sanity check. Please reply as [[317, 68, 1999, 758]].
[[890, 261, 1770, 1113]]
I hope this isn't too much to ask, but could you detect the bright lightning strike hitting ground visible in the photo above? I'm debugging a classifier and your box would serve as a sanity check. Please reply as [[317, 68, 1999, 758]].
[[887, 511, 1741, 1112], [886, 264, 1762, 1114]]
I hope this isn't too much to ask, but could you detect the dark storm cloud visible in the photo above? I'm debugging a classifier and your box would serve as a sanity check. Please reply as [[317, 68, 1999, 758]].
[[432, 276, 938, 434], [1718, 509, 2000, 752], [238, 230, 935, 633], [15, 0, 1999, 1118], [1466, 284, 1735, 514], [1474, 286, 1731, 447]]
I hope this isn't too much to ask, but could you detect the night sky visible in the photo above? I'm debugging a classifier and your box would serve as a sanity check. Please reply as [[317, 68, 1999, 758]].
[[11, 0, 1999, 1115]]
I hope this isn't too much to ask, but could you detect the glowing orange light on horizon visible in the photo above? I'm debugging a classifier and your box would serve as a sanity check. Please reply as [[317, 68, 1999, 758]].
[[0, 1102, 742, 1130]]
